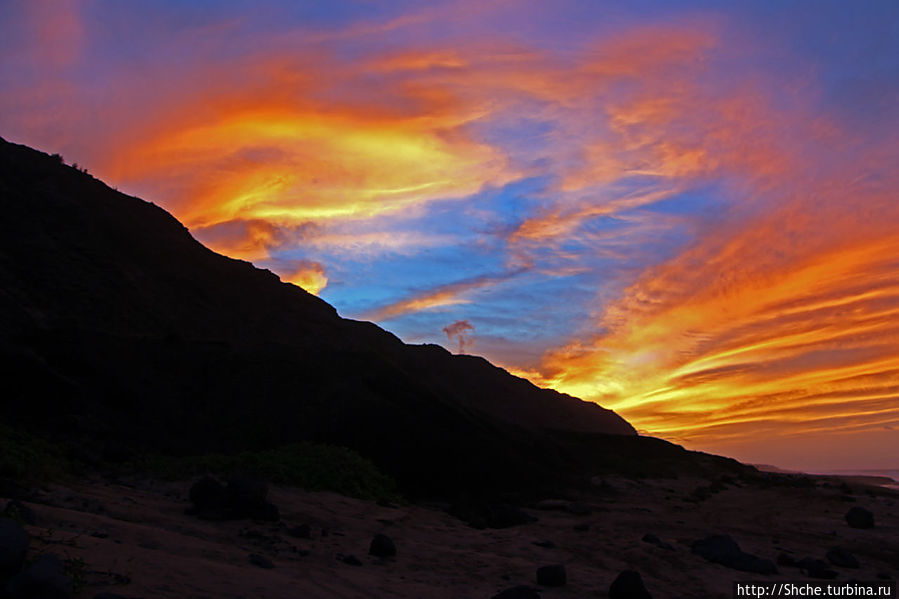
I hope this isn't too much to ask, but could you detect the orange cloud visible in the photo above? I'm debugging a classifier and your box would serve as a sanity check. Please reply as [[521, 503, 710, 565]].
[[283, 261, 328, 296]]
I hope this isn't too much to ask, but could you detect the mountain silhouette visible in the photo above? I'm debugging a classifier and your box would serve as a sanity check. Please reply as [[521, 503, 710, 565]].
[[0, 137, 740, 496]]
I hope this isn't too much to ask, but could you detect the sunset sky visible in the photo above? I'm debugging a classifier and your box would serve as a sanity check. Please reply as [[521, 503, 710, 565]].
[[2, 0, 897, 472]]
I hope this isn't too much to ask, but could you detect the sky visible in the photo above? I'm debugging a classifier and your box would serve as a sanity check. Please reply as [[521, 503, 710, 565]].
[[2, 0, 897, 472]]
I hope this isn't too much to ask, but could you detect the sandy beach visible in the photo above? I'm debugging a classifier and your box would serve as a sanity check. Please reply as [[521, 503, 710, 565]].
[[6, 473, 896, 599]]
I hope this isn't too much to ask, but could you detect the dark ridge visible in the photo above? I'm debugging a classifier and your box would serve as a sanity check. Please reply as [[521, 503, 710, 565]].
[[0, 136, 744, 497]]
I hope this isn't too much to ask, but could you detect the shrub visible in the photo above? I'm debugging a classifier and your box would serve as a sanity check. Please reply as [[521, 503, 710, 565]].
[[0, 423, 71, 481], [133, 443, 400, 503]]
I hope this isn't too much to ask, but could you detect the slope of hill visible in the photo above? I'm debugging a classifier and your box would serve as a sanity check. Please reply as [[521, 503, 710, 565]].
[[0, 137, 742, 496]]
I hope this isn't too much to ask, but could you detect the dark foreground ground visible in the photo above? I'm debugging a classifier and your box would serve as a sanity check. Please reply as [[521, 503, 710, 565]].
[[2, 472, 896, 599]]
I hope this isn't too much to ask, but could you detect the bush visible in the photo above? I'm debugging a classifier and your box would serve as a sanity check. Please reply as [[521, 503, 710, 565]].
[[0, 423, 71, 481], [134, 443, 400, 503]]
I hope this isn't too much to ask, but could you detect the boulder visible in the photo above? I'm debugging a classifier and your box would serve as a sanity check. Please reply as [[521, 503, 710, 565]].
[[287, 524, 311, 539], [188, 476, 279, 521], [536, 564, 566, 587], [369, 534, 396, 558], [609, 570, 652, 599], [5, 553, 71, 599], [492, 586, 541, 599], [691, 535, 777, 575], [826, 547, 859, 569], [777, 553, 798, 568], [642, 533, 675, 551], [799, 557, 838, 579], [0, 518, 29, 577], [339, 554, 363, 566], [845, 507, 874, 529], [449, 502, 536, 529], [188, 476, 225, 515], [248, 553, 274, 569]]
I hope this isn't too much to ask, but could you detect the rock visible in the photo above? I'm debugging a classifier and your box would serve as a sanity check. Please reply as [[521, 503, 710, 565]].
[[572, 523, 590, 532], [777, 553, 798, 567], [5, 553, 71, 599], [93, 594, 145, 599], [287, 524, 311, 539], [449, 502, 536, 529], [227, 477, 267, 511], [339, 554, 362, 566], [0, 517, 29, 577], [492, 586, 541, 599], [533, 540, 555, 549], [799, 557, 838, 579], [691, 535, 777, 575], [369, 533, 396, 557], [826, 547, 859, 569], [188, 476, 225, 515], [248, 553, 274, 569], [641, 534, 675, 551], [256, 502, 280, 522], [227, 477, 278, 521], [609, 570, 652, 599], [3, 501, 36, 526], [536, 564, 566, 587], [188, 476, 279, 521], [845, 507, 874, 529]]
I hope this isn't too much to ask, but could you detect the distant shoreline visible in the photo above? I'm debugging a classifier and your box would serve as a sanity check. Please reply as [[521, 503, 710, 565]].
[[753, 464, 899, 490]]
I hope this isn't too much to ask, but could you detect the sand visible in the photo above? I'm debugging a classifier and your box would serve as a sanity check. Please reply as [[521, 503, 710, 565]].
[[6, 474, 898, 598]]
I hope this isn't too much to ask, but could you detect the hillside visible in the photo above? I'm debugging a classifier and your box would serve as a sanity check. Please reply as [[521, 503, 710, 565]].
[[0, 137, 743, 497]]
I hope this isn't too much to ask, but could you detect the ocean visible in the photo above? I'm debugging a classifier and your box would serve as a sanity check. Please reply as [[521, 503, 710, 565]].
[[817, 469, 899, 490]]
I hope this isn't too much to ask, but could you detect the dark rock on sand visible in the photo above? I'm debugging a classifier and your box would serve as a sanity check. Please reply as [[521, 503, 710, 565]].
[[248, 553, 274, 569], [0, 518, 29, 577], [339, 554, 363, 566], [799, 557, 838, 579], [777, 553, 798, 568], [5, 553, 71, 599], [845, 507, 874, 529], [3, 501, 36, 526], [450, 502, 536, 529], [642, 533, 675, 551], [287, 524, 311, 539], [493, 586, 542, 599], [369, 533, 397, 557], [536, 564, 566, 587], [826, 547, 859, 569], [609, 570, 652, 599], [227, 477, 279, 521], [691, 535, 777, 575], [188, 476, 279, 521], [188, 477, 225, 514]]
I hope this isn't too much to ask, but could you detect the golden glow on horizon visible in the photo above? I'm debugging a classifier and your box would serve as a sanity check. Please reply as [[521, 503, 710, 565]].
[[533, 231, 899, 450]]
